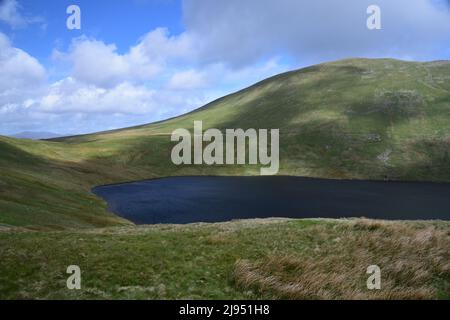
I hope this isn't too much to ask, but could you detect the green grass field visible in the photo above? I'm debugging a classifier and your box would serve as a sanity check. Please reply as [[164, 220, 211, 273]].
[[0, 58, 449, 299], [1, 219, 449, 299]]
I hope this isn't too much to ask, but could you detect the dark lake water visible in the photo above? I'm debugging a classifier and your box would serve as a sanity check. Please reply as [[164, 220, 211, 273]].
[[92, 176, 450, 224]]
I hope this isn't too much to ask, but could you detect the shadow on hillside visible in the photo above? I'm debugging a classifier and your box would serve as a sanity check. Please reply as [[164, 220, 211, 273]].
[[0, 141, 49, 167]]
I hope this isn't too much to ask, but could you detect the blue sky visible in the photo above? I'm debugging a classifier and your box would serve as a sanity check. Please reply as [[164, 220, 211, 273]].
[[1, 0, 450, 135], [8, 1, 184, 64]]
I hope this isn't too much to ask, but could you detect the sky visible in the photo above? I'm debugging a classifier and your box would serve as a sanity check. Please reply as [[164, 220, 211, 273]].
[[0, 0, 450, 136]]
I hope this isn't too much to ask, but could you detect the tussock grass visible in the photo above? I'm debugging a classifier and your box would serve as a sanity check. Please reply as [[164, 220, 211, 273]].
[[1, 218, 448, 299], [234, 220, 450, 299]]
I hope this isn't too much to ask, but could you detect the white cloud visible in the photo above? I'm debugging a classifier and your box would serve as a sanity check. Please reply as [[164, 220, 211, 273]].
[[0, 33, 46, 89], [65, 38, 160, 88], [0, 0, 25, 28], [37, 78, 157, 115], [56, 28, 194, 88], [66, 39, 146, 88], [0, 0, 43, 29], [132, 27, 195, 63], [167, 69, 208, 90], [0, 32, 46, 116]]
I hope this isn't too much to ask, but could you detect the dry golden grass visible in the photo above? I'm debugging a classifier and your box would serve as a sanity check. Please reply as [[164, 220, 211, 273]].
[[234, 220, 450, 300]]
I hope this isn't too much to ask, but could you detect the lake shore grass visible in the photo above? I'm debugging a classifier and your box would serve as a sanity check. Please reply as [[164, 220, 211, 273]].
[[0, 218, 449, 300]]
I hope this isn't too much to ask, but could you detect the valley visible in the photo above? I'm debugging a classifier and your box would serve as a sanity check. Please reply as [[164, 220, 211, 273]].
[[1, 58, 450, 299]]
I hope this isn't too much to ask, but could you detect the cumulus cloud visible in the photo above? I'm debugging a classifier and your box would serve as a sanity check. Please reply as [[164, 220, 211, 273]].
[[3, 75, 197, 117], [0, 32, 46, 120], [36, 78, 164, 115], [55, 28, 194, 88], [167, 69, 208, 90], [183, 0, 450, 67], [133, 27, 195, 63], [0, 33, 46, 89], [65, 40, 137, 89]]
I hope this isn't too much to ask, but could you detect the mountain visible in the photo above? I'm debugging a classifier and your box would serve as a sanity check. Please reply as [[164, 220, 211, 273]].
[[1, 58, 450, 228], [12, 131, 64, 140]]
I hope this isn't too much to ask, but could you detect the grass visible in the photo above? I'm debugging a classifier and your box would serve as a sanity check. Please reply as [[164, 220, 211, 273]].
[[0, 218, 448, 300], [234, 219, 450, 299], [1, 58, 450, 299]]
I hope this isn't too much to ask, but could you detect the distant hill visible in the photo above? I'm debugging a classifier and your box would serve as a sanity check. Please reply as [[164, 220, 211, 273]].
[[12, 131, 64, 140], [1, 58, 450, 228]]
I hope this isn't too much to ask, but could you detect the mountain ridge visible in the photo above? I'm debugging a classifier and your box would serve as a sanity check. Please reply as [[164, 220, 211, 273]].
[[51, 57, 450, 141]]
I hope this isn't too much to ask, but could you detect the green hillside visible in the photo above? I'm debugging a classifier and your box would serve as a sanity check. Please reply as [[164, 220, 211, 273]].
[[1, 58, 450, 228], [1, 58, 450, 300]]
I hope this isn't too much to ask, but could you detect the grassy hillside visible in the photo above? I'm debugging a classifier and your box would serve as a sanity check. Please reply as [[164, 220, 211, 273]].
[[1, 58, 450, 300], [1, 58, 450, 228]]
